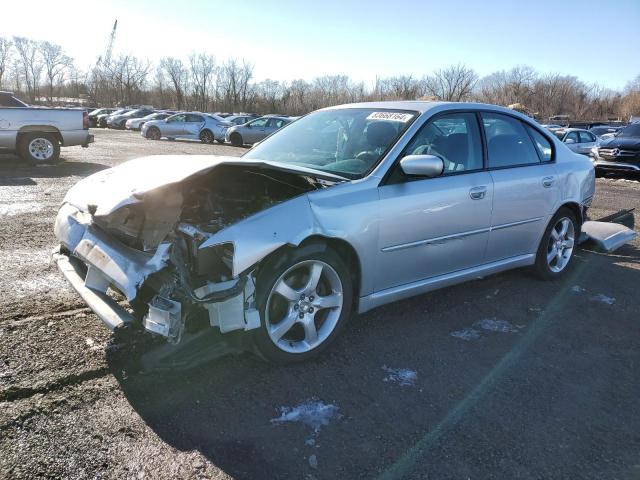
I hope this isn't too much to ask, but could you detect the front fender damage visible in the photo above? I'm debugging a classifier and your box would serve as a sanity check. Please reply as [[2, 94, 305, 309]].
[[54, 160, 333, 345]]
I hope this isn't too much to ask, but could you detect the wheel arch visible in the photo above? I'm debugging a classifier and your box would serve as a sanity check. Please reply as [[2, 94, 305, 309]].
[[556, 201, 583, 233], [17, 126, 62, 145]]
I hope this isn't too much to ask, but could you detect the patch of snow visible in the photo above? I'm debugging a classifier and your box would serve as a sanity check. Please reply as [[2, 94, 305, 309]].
[[382, 365, 418, 386], [271, 399, 341, 434], [450, 328, 481, 341], [308, 454, 318, 469], [0, 202, 43, 217], [591, 294, 616, 305], [474, 318, 518, 333], [571, 285, 586, 293]]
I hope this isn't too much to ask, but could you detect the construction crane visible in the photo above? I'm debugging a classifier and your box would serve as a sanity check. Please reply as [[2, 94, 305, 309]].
[[96, 19, 118, 68]]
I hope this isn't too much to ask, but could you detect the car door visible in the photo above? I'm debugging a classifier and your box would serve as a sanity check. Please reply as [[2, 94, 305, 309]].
[[482, 112, 559, 262], [376, 112, 494, 291], [577, 130, 597, 155], [163, 114, 187, 136], [244, 118, 269, 143], [564, 130, 580, 153], [183, 114, 205, 138]]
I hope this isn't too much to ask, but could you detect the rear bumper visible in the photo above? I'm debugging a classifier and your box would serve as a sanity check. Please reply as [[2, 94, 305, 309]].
[[53, 251, 134, 330], [62, 130, 94, 147]]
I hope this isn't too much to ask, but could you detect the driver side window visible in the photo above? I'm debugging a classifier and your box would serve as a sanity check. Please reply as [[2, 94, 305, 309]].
[[403, 112, 483, 174]]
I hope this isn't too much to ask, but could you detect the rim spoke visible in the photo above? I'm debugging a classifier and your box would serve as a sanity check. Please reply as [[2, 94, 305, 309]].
[[313, 292, 342, 310], [559, 219, 569, 237], [274, 279, 299, 302], [550, 229, 560, 241], [269, 311, 297, 341], [564, 238, 574, 249], [302, 317, 318, 345], [547, 246, 558, 264], [304, 263, 323, 293]]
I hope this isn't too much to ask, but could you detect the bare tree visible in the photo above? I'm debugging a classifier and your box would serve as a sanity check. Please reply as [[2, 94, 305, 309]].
[[423, 63, 478, 101], [189, 53, 216, 111], [12, 36, 43, 102], [40, 41, 72, 102], [217, 58, 254, 112], [160, 57, 189, 109], [0, 37, 12, 90], [108, 55, 150, 105]]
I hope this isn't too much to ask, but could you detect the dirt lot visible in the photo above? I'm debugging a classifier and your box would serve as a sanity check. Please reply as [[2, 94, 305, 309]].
[[1, 129, 639, 479]]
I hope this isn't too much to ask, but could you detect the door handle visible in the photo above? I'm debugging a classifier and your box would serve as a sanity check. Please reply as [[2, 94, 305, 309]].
[[469, 186, 487, 200], [542, 176, 555, 188]]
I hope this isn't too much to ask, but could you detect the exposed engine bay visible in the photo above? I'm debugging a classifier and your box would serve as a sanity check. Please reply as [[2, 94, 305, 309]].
[[54, 161, 333, 345]]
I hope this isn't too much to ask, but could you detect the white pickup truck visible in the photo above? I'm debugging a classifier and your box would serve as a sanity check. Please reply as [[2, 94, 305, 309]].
[[0, 91, 94, 164]]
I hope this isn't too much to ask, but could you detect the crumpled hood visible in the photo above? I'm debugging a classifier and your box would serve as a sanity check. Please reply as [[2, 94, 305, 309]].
[[62, 155, 346, 216]]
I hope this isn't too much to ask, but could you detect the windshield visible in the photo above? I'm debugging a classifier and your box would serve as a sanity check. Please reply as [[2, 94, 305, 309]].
[[243, 108, 418, 179], [616, 124, 640, 138]]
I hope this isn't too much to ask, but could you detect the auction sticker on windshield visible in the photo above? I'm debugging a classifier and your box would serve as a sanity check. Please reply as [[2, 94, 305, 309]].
[[366, 112, 414, 122]]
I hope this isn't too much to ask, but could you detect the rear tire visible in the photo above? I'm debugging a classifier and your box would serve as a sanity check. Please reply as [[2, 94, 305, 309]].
[[199, 129, 214, 144], [252, 243, 353, 364], [532, 207, 578, 280], [18, 132, 61, 164], [230, 132, 243, 147]]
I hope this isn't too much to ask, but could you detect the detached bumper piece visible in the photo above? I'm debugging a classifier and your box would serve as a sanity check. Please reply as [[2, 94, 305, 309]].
[[53, 252, 134, 330], [581, 221, 637, 253]]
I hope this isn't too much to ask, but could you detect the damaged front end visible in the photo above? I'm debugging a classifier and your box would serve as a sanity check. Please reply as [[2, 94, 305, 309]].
[[53, 157, 335, 344]]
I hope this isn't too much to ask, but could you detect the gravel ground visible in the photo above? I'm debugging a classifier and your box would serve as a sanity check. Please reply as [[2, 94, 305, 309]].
[[1, 129, 639, 479]]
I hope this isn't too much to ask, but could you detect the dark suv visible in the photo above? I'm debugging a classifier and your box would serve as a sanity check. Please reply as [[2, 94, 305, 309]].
[[593, 123, 640, 174]]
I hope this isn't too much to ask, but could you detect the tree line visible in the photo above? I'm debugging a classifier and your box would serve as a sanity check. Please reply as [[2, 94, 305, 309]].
[[1, 36, 639, 121]]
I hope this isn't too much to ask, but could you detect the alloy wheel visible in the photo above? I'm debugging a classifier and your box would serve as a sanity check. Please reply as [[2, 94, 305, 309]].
[[547, 217, 575, 273], [265, 260, 344, 354]]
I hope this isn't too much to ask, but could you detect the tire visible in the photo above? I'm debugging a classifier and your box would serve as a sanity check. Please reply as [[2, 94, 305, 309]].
[[532, 207, 578, 280], [230, 132, 243, 147], [146, 127, 161, 141], [18, 132, 61, 164], [199, 129, 214, 144], [252, 243, 354, 364]]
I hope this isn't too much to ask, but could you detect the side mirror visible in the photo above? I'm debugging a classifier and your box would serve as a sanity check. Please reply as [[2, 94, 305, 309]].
[[399, 154, 444, 178], [565, 138, 576, 144]]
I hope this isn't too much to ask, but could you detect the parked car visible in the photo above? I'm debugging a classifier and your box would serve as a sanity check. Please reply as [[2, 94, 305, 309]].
[[555, 128, 598, 156], [224, 114, 260, 126], [53, 101, 595, 363], [141, 112, 228, 143], [590, 125, 621, 139], [591, 122, 640, 174], [87, 108, 116, 127], [96, 108, 130, 128], [126, 111, 174, 130], [0, 91, 93, 164], [107, 107, 154, 129], [225, 115, 293, 146]]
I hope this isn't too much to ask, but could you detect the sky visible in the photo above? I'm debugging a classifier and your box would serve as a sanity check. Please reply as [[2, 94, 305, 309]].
[[1, 0, 639, 90]]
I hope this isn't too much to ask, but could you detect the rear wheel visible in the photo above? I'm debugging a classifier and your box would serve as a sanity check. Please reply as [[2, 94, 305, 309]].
[[18, 132, 61, 164], [199, 129, 214, 144], [146, 127, 161, 140], [230, 132, 243, 147], [533, 208, 578, 279], [252, 244, 353, 363]]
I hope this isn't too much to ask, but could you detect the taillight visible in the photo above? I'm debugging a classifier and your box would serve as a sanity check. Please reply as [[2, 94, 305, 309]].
[[83, 111, 89, 130]]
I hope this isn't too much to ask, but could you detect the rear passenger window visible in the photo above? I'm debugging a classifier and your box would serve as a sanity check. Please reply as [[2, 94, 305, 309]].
[[482, 113, 540, 168], [579, 131, 595, 143], [525, 125, 553, 162]]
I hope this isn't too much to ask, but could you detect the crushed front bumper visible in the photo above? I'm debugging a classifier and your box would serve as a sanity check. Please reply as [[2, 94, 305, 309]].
[[53, 251, 134, 330]]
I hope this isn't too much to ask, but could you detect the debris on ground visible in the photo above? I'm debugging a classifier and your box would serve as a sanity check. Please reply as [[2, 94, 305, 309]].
[[382, 365, 418, 387], [271, 399, 341, 434]]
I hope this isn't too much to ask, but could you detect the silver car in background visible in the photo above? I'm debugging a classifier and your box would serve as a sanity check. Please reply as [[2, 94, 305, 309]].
[[141, 112, 228, 143], [555, 128, 598, 156], [126, 111, 174, 130], [53, 101, 595, 364], [225, 115, 293, 146]]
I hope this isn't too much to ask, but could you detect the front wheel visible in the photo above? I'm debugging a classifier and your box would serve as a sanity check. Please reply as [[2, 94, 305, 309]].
[[18, 133, 61, 164], [230, 132, 243, 147], [146, 127, 161, 140], [533, 208, 578, 280], [252, 244, 353, 363]]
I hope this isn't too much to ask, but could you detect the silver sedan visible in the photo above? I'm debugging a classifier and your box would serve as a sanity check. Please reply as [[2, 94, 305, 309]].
[[225, 115, 293, 146], [141, 112, 228, 143], [53, 101, 595, 363], [555, 128, 598, 156]]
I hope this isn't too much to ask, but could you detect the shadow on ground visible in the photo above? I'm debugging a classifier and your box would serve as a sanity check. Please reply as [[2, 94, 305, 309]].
[[105, 243, 640, 479], [0, 156, 109, 184]]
